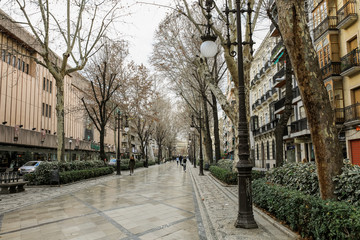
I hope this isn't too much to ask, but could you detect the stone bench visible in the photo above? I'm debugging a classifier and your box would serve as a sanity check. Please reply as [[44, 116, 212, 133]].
[[0, 180, 28, 194]]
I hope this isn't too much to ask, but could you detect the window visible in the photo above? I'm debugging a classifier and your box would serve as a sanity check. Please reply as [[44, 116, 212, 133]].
[[45, 104, 48, 117], [1, 50, 5, 62], [49, 105, 51, 118], [43, 78, 46, 90], [272, 140, 275, 159], [12, 56, 16, 67], [256, 144, 259, 160], [26, 64, 29, 74], [348, 36, 358, 52], [18, 58, 21, 70], [267, 141, 270, 160], [46, 79, 49, 92], [22, 61, 25, 72], [265, 113, 269, 124], [42, 103, 45, 116], [50, 81, 52, 93], [7, 53, 11, 64]]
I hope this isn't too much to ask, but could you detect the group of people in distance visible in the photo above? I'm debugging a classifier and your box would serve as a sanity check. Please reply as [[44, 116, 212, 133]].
[[176, 155, 188, 172]]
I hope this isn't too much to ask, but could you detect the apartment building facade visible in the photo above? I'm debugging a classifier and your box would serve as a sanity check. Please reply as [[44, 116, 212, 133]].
[[0, 9, 125, 169], [312, 0, 358, 164], [250, 32, 279, 169]]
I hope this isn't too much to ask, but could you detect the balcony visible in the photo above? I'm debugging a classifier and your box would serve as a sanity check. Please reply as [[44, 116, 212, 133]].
[[344, 103, 360, 123], [264, 60, 272, 72], [340, 48, 360, 76], [273, 67, 285, 87], [259, 67, 265, 77], [290, 118, 308, 133], [271, 40, 283, 60], [253, 119, 279, 137], [337, 0, 358, 29], [321, 62, 341, 80], [334, 108, 345, 124], [270, 15, 279, 37], [266, 90, 271, 99], [292, 86, 301, 100], [274, 96, 285, 112], [313, 16, 338, 42]]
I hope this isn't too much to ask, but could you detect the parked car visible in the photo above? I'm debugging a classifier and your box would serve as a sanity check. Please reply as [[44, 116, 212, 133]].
[[108, 159, 117, 166], [18, 161, 42, 175]]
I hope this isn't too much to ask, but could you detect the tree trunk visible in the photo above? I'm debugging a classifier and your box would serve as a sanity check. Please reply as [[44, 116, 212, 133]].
[[202, 96, 213, 164], [56, 77, 65, 162], [212, 92, 221, 163], [276, 0, 343, 199], [275, 53, 293, 167], [99, 127, 107, 163], [158, 144, 162, 164]]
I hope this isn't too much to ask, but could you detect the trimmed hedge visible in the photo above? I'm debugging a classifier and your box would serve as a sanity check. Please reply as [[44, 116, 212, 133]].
[[209, 166, 237, 185], [266, 162, 360, 205], [253, 179, 360, 239], [25, 160, 112, 185], [266, 162, 319, 196], [59, 167, 114, 184]]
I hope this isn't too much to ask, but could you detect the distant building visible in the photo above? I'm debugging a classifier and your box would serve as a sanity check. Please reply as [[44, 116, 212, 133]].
[[0, 9, 138, 168]]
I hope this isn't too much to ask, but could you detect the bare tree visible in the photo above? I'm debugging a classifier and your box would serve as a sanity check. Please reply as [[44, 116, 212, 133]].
[[151, 11, 227, 164], [10, 0, 119, 161], [81, 40, 127, 163]]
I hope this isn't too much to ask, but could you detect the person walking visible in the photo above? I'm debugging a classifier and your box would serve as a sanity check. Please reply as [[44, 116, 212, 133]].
[[129, 155, 135, 175], [176, 156, 179, 166], [183, 157, 187, 172], [179, 155, 183, 166]]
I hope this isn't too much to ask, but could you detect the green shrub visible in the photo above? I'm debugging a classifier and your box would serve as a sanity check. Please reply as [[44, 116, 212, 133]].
[[209, 166, 237, 185], [333, 163, 360, 206], [59, 167, 113, 184], [266, 162, 319, 196], [252, 170, 266, 180], [216, 159, 234, 172], [252, 179, 360, 239], [27, 160, 110, 185], [266, 162, 360, 205]]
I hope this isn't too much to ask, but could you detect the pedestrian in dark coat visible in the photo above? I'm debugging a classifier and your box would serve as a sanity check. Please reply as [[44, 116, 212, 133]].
[[129, 155, 135, 175]]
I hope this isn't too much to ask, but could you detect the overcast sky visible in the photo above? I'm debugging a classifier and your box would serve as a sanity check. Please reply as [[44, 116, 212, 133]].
[[122, 1, 175, 66]]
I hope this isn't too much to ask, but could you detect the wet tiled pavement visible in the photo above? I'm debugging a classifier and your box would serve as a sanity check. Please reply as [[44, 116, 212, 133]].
[[0, 162, 298, 239]]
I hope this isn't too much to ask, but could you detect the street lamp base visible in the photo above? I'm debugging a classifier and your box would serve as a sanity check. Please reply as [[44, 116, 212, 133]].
[[234, 213, 258, 229]]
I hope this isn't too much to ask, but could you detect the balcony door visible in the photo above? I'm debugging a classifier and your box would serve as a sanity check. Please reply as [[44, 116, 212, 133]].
[[352, 87, 360, 120], [350, 140, 360, 166]]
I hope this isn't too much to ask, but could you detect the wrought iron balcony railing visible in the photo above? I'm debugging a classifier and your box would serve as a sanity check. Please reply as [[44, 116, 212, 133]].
[[340, 48, 360, 72], [290, 118, 308, 133], [321, 62, 341, 80], [344, 103, 360, 122], [337, 0, 357, 28], [313, 16, 338, 41], [274, 96, 285, 111], [273, 66, 285, 84], [271, 40, 283, 59]]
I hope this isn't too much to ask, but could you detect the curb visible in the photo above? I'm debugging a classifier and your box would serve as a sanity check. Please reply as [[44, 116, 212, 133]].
[[207, 173, 299, 239]]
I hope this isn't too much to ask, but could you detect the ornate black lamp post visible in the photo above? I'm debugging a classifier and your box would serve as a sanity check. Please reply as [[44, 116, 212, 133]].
[[199, 0, 257, 229], [116, 108, 122, 175]]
